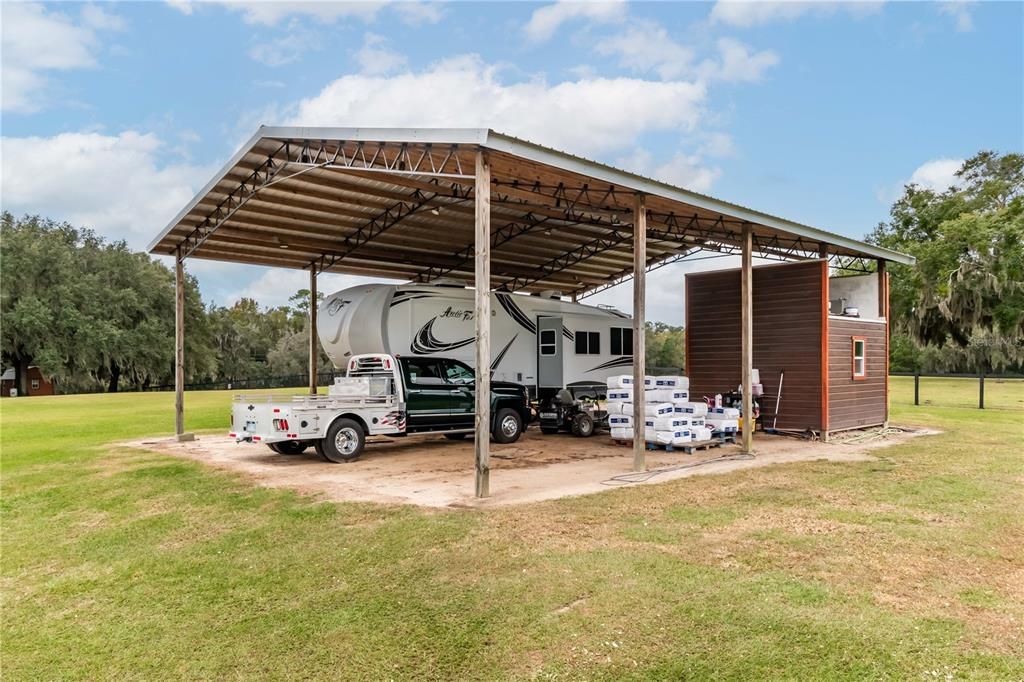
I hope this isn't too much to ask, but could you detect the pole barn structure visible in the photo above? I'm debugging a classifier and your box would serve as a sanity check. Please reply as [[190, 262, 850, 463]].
[[149, 126, 913, 497]]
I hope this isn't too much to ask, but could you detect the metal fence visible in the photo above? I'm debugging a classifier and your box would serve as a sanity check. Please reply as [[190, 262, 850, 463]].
[[890, 372, 1024, 410], [139, 372, 337, 393]]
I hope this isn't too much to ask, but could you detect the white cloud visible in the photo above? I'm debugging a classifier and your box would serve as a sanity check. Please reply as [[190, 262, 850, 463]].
[[354, 32, 408, 75], [285, 54, 708, 156], [0, 2, 124, 112], [594, 19, 696, 80], [698, 37, 779, 83], [699, 132, 736, 158], [938, 1, 974, 32], [393, 2, 445, 26], [709, 1, 884, 28], [524, 0, 627, 43], [616, 148, 721, 193], [908, 158, 963, 192], [248, 21, 322, 66], [0, 131, 212, 249], [595, 23, 777, 84], [219, 1, 385, 25]]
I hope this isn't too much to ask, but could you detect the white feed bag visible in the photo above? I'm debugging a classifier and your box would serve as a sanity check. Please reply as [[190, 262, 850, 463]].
[[644, 388, 677, 403], [642, 376, 657, 387], [673, 402, 708, 416], [605, 401, 631, 415], [689, 416, 706, 428], [645, 416, 691, 431], [609, 414, 633, 427], [710, 407, 741, 418], [707, 418, 739, 432], [607, 388, 633, 402], [692, 426, 714, 442], [651, 376, 689, 389], [606, 374, 634, 389], [644, 402, 675, 417], [610, 427, 634, 440]]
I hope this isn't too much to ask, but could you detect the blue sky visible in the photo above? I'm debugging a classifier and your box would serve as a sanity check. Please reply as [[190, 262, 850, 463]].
[[2, 0, 1021, 323]]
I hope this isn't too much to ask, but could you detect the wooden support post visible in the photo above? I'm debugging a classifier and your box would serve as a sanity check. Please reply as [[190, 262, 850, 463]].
[[878, 259, 888, 425], [174, 249, 192, 442], [741, 224, 754, 455], [632, 194, 647, 472], [309, 265, 318, 396], [914, 372, 920, 406], [979, 371, 985, 410], [474, 150, 492, 499]]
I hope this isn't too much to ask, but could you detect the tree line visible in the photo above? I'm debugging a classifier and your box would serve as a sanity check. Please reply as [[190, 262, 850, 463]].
[[0, 212, 328, 396]]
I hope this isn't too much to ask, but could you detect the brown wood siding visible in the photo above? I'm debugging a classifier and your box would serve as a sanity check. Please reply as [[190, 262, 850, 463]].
[[827, 318, 887, 430], [686, 260, 824, 431]]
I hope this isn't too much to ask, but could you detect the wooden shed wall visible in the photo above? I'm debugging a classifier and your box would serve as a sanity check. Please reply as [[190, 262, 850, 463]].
[[827, 318, 887, 431], [685, 260, 825, 431]]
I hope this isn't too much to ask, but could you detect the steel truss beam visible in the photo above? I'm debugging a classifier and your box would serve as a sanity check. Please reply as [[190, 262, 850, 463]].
[[496, 225, 635, 292], [181, 139, 474, 261], [577, 248, 701, 300], [828, 254, 876, 273], [312, 189, 470, 272]]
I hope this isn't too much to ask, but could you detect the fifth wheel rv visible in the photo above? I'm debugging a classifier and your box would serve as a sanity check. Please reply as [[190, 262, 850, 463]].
[[317, 283, 634, 399]]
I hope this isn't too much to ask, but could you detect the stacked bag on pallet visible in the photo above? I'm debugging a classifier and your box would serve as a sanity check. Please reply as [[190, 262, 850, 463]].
[[607, 373, 698, 445]]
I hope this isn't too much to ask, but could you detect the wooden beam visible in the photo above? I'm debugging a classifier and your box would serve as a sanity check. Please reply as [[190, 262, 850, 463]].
[[633, 194, 647, 472], [741, 223, 754, 454], [309, 265, 318, 396], [879, 259, 889, 426], [474, 150, 492, 499], [174, 250, 192, 442]]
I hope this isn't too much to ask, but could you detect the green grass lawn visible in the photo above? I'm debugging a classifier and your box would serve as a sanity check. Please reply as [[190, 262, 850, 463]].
[[2, 379, 1022, 680]]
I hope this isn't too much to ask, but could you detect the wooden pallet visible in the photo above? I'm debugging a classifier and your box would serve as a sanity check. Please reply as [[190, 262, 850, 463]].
[[677, 438, 722, 454], [610, 438, 722, 454]]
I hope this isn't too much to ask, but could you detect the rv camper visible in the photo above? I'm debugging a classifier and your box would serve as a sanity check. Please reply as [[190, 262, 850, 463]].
[[317, 283, 634, 399]]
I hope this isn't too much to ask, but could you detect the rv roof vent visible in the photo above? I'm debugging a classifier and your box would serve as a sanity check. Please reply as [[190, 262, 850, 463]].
[[538, 290, 563, 300], [433, 278, 467, 288], [597, 304, 619, 311]]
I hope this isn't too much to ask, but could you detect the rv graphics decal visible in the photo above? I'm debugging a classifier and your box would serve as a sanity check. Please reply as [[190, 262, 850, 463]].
[[410, 317, 475, 354], [490, 334, 518, 371], [586, 356, 634, 372], [496, 292, 574, 340]]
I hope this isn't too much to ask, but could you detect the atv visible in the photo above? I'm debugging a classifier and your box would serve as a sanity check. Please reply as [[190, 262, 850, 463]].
[[537, 384, 608, 438]]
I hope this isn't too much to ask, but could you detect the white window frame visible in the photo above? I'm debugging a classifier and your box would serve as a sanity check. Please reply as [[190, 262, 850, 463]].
[[852, 336, 867, 379]]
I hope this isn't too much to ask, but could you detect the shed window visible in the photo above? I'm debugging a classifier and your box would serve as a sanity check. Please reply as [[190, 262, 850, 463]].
[[575, 331, 600, 355], [852, 337, 867, 379], [31, 379, 40, 390], [610, 327, 633, 356], [539, 329, 557, 356]]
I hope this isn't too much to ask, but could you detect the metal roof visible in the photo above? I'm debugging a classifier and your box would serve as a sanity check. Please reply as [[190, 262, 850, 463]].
[[149, 126, 914, 295]]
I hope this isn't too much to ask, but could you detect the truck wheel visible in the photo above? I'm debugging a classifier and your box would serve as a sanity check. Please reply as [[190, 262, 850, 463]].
[[444, 433, 467, 441], [540, 426, 559, 435], [321, 418, 365, 463], [270, 440, 308, 455], [571, 412, 595, 438], [492, 408, 523, 444]]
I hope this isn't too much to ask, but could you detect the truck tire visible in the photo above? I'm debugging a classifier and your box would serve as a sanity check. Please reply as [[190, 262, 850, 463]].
[[492, 408, 523, 444], [269, 440, 308, 455], [320, 418, 366, 463], [444, 433, 467, 441], [570, 412, 595, 438]]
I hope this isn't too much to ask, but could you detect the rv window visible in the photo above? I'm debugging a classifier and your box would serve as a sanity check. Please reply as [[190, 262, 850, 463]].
[[574, 331, 600, 355], [539, 329, 557, 356], [610, 327, 634, 356], [852, 337, 867, 379]]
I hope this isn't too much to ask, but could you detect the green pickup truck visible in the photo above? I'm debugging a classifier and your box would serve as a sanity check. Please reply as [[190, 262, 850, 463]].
[[231, 354, 532, 462]]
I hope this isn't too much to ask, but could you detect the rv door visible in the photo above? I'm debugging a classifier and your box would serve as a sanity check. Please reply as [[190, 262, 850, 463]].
[[536, 316, 564, 389]]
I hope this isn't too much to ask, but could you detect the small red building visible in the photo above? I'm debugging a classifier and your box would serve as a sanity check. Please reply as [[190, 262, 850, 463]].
[[1, 366, 56, 397]]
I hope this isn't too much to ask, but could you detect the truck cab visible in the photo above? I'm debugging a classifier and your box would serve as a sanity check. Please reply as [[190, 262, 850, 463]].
[[231, 354, 531, 463]]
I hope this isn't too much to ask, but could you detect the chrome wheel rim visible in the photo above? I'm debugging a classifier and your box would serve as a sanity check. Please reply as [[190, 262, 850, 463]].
[[335, 427, 359, 456], [500, 415, 519, 437]]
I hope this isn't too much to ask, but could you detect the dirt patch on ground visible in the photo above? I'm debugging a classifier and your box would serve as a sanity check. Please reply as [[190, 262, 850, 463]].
[[125, 425, 934, 508]]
